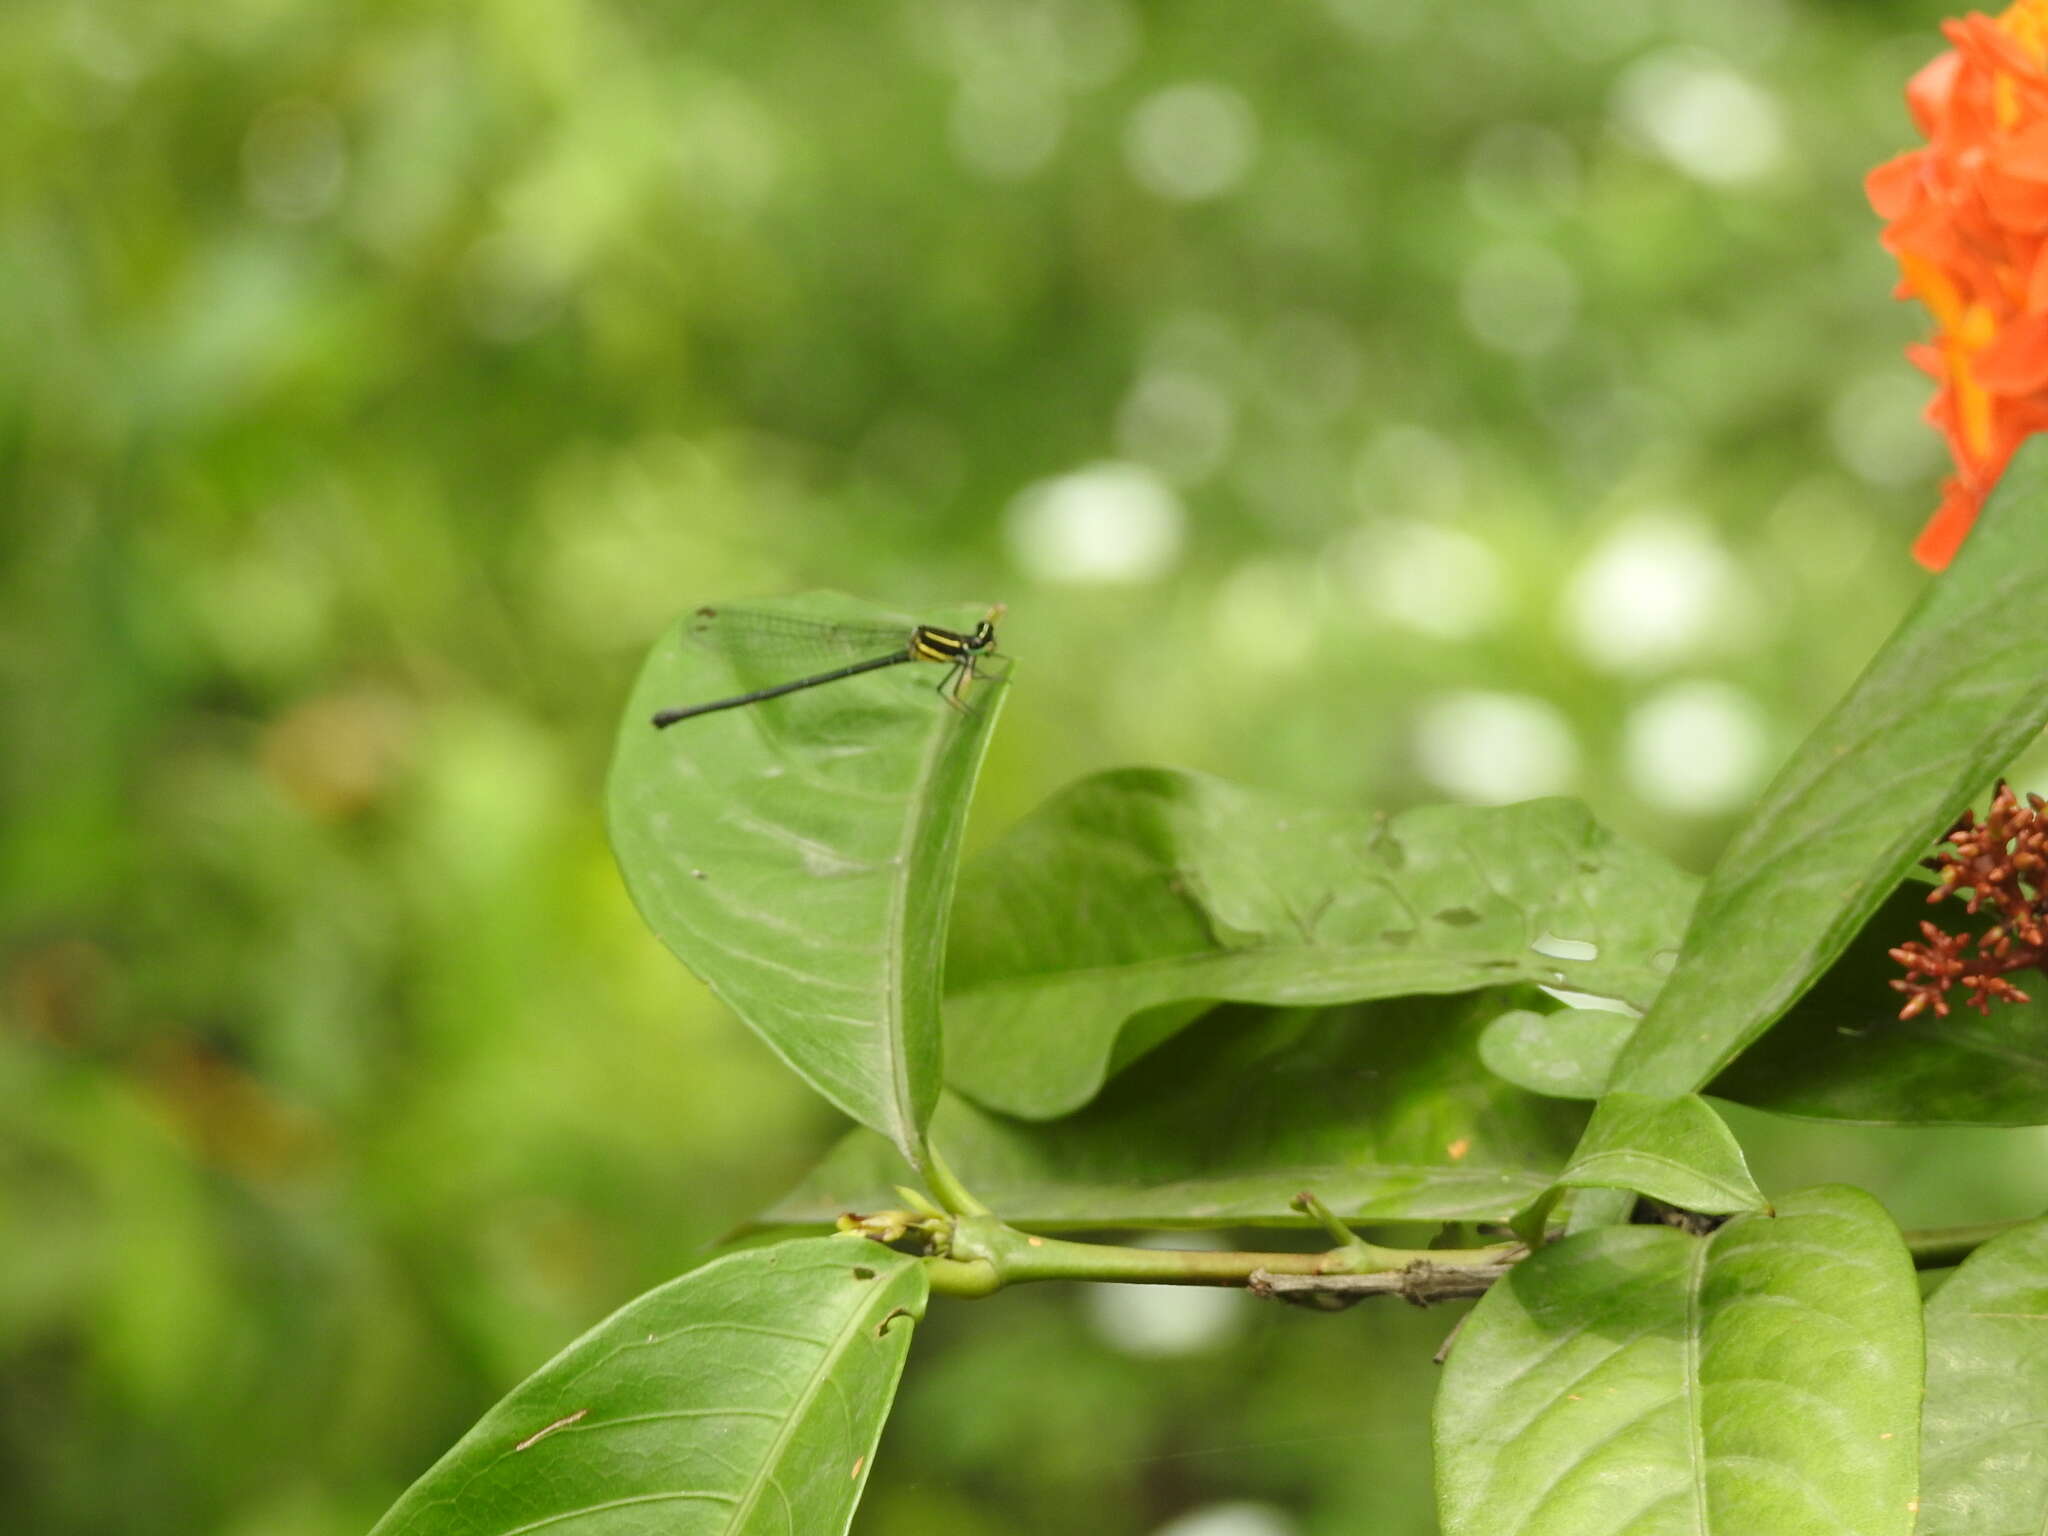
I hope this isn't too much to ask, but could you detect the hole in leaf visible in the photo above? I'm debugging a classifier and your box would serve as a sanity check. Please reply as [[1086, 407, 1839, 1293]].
[[1530, 932, 1598, 962], [1433, 906, 1482, 927]]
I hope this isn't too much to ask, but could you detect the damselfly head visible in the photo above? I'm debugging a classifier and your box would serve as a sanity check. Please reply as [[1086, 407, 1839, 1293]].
[[972, 603, 1005, 649]]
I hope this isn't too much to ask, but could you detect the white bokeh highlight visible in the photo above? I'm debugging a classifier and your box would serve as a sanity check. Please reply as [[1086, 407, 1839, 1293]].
[[1125, 83, 1259, 201], [1084, 1234, 1246, 1357], [1414, 692, 1581, 803], [1624, 681, 1772, 815], [1352, 520, 1507, 640], [1151, 1502, 1301, 1536], [1613, 50, 1784, 185], [1562, 511, 1754, 673], [1006, 461, 1185, 583]]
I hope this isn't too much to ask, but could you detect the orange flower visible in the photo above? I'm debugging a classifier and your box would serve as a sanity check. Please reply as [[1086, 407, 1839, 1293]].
[[1869, 0, 2048, 568]]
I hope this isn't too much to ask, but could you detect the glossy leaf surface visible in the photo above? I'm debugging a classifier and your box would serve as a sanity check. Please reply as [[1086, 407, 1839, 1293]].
[[610, 592, 1008, 1161], [1609, 448, 2048, 1099], [1513, 1092, 1763, 1244], [372, 1235, 926, 1536], [1919, 1212, 2048, 1533], [770, 992, 1586, 1228], [1480, 1006, 1636, 1099], [946, 769, 1698, 1118], [1437, 1186, 1922, 1536]]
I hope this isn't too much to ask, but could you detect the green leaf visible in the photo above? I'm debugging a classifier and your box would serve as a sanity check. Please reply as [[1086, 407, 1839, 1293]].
[[1480, 1006, 1636, 1099], [371, 1235, 926, 1536], [1710, 881, 2048, 1125], [1512, 1092, 1764, 1246], [608, 593, 1008, 1162], [1919, 1212, 2048, 1533], [765, 991, 1587, 1229], [946, 769, 1698, 1118], [1436, 1186, 1923, 1536], [1608, 446, 2048, 1100]]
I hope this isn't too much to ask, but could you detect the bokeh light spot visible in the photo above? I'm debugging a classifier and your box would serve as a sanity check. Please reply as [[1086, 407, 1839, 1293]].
[[1414, 692, 1581, 803], [1460, 242, 1578, 357], [1563, 512, 1754, 673], [1213, 559, 1318, 671], [1006, 461, 1185, 583], [1151, 1502, 1301, 1536], [1084, 1238, 1246, 1356], [1353, 424, 1467, 521], [951, 76, 1065, 180], [1613, 50, 1784, 185], [1125, 82, 1258, 202], [1351, 520, 1506, 640], [1116, 368, 1236, 485], [1828, 370, 1944, 488], [1623, 680, 1771, 815]]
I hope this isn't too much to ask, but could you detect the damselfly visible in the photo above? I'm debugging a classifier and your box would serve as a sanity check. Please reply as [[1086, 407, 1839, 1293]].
[[650, 604, 1005, 728]]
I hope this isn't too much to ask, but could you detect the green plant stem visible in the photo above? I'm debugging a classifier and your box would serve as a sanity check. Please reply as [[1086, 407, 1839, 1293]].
[[916, 1215, 2026, 1300], [918, 1140, 991, 1218], [922, 1214, 1519, 1298]]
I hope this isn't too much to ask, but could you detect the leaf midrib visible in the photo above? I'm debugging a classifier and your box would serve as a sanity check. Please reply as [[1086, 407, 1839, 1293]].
[[1682, 1236, 1711, 1534], [872, 711, 959, 1158], [723, 1277, 902, 1534], [952, 945, 1671, 1008], [1562, 1151, 1761, 1213]]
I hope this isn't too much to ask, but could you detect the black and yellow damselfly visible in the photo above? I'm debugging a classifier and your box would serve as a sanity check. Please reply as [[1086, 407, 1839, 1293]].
[[650, 604, 1005, 728]]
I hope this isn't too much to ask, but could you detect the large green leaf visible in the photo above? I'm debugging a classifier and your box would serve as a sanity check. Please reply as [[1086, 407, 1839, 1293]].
[[1608, 447, 2048, 1100], [609, 592, 1008, 1163], [1710, 881, 2048, 1125], [1510, 1092, 1763, 1246], [1435, 1186, 1922, 1536], [946, 769, 1698, 1119], [765, 991, 1587, 1229], [1919, 1211, 2048, 1534], [371, 1235, 926, 1536], [1480, 1006, 1636, 1099]]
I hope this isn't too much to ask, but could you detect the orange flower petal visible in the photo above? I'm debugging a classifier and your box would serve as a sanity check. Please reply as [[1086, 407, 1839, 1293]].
[[1998, 117, 2048, 178], [1873, 2, 2048, 568], [1909, 49, 1964, 136], [2026, 238, 2048, 309], [1953, 13, 2042, 81], [1868, 152, 1927, 217], [1975, 308, 2048, 389], [1980, 166, 2048, 228], [1913, 481, 1981, 570]]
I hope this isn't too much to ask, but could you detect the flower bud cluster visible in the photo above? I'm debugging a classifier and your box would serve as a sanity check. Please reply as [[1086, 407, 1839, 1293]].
[[1890, 781, 2048, 1018]]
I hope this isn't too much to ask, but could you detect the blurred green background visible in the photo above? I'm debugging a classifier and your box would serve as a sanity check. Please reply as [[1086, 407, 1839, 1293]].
[[7, 0, 2048, 1532]]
